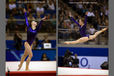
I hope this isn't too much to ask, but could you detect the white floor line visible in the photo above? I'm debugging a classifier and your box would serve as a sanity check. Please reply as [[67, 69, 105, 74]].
[[58, 67, 109, 75], [6, 61, 56, 72]]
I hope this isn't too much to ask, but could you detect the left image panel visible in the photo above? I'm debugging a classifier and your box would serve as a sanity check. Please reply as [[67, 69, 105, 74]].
[[6, 0, 56, 76]]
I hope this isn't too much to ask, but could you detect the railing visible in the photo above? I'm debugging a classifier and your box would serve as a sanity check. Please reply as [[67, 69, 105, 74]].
[[6, 19, 56, 22], [6, 19, 56, 33], [7, 0, 49, 4]]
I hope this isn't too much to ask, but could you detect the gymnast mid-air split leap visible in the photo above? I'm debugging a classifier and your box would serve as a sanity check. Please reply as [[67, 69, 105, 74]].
[[64, 12, 108, 44], [17, 8, 47, 71]]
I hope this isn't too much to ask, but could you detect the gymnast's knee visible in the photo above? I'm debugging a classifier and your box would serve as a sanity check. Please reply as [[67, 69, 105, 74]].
[[23, 53, 28, 57], [29, 53, 33, 58]]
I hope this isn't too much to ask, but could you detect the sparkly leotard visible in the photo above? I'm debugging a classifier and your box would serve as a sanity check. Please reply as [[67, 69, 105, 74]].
[[70, 15, 89, 38], [25, 12, 43, 45]]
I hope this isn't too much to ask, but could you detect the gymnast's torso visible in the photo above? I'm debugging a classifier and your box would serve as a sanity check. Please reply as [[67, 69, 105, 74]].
[[26, 26, 38, 45], [70, 15, 88, 37], [25, 12, 42, 45]]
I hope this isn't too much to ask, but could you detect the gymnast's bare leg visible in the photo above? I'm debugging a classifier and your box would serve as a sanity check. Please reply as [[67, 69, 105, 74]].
[[64, 28, 108, 44], [17, 42, 33, 71], [25, 42, 33, 71]]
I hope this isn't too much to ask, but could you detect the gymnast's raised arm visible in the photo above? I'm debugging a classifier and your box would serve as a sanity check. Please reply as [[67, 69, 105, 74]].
[[36, 16, 47, 30], [84, 12, 88, 26], [69, 12, 81, 28], [24, 8, 29, 27]]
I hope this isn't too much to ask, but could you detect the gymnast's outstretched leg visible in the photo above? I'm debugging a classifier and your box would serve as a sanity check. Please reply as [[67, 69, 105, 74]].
[[89, 28, 108, 40], [64, 37, 89, 44]]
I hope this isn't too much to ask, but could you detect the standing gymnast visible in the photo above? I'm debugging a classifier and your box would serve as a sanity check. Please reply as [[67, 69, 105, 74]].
[[64, 12, 108, 44], [18, 8, 47, 71]]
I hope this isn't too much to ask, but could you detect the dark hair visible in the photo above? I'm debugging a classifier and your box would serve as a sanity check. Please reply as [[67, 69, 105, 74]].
[[29, 20, 38, 27], [79, 18, 85, 23], [25, 20, 38, 31]]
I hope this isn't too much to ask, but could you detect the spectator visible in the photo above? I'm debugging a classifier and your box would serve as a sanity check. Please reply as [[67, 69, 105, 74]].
[[63, 49, 73, 67], [9, 0, 16, 10], [28, 13, 35, 21], [26, 3, 34, 13], [48, 0, 55, 11], [33, 37, 40, 49], [69, 22, 74, 29], [72, 54, 79, 68], [89, 25, 96, 35], [6, 14, 16, 32], [47, 14, 51, 19], [78, 4, 83, 10], [13, 31, 22, 50], [8, 0, 17, 16], [87, 8, 95, 17], [42, 35, 51, 43], [41, 53, 50, 61], [105, 7, 108, 17], [42, 35, 51, 48], [36, 4, 44, 18], [47, 0, 56, 18], [70, 26, 81, 40]]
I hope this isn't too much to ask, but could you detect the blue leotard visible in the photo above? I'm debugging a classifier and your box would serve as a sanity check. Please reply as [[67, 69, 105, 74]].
[[70, 15, 89, 38], [24, 12, 43, 45]]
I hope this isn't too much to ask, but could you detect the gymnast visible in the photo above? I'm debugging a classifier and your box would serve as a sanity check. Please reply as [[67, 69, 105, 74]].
[[64, 12, 107, 44], [18, 8, 47, 71]]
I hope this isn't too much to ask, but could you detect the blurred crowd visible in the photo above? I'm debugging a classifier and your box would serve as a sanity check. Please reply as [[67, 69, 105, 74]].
[[58, 0, 108, 45], [6, 0, 56, 33]]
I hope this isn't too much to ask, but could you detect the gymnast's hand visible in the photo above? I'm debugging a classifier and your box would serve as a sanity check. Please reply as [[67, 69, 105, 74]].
[[69, 12, 72, 17], [41, 16, 47, 21], [85, 11, 88, 15], [23, 8, 26, 13]]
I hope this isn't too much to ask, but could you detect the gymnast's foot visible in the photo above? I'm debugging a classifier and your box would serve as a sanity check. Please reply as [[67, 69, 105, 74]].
[[64, 41, 71, 44], [25, 68, 30, 71], [17, 64, 22, 71], [102, 28, 108, 32]]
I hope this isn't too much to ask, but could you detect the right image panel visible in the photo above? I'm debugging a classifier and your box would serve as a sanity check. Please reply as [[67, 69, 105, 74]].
[[58, 0, 109, 76]]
